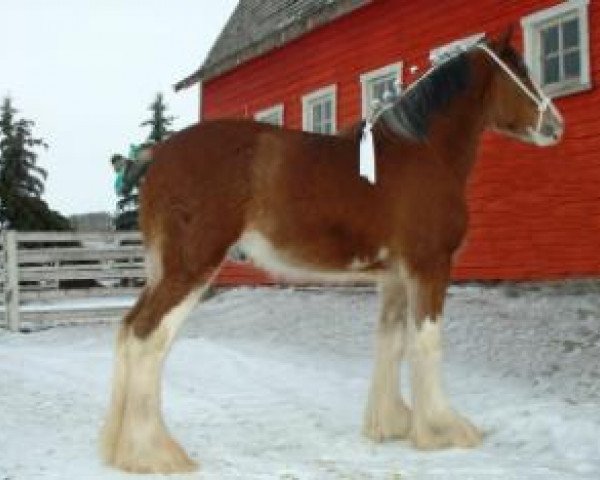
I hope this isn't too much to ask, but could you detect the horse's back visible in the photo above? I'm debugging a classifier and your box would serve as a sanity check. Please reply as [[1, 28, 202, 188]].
[[141, 119, 363, 221]]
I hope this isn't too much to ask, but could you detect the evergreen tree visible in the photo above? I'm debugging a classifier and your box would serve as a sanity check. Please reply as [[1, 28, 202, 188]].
[[0, 97, 70, 230], [140, 92, 175, 143], [114, 92, 175, 230]]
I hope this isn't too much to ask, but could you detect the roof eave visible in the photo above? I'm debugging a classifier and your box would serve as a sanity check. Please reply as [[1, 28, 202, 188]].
[[174, 69, 206, 91], [174, 0, 372, 92]]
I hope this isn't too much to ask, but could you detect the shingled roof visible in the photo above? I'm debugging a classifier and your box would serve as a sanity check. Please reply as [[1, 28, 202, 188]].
[[174, 0, 371, 91]]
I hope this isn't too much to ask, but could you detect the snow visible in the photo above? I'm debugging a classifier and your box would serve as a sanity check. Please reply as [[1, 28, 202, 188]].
[[0, 284, 599, 479]]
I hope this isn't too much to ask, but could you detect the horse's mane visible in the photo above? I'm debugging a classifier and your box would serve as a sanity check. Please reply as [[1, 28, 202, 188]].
[[379, 51, 472, 141]]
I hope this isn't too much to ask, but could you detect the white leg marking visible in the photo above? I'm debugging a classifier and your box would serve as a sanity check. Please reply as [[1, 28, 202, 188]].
[[410, 318, 449, 415], [408, 315, 482, 449], [100, 324, 128, 464], [104, 288, 204, 473], [363, 278, 411, 441], [145, 244, 163, 290]]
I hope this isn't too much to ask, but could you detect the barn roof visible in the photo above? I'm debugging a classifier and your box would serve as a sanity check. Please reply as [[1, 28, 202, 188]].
[[174, 0, 371, 91]]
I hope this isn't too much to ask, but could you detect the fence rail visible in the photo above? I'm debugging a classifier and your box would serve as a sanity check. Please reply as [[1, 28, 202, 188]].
[[1, 230, 145, 331]]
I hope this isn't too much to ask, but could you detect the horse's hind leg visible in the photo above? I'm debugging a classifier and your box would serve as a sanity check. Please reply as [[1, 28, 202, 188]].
[[363, 275, 411, 441], [101, 287, 153, 460], [101, 275, 210, 473], [100, 316, 132, 466], [100, 221, 228, 473]]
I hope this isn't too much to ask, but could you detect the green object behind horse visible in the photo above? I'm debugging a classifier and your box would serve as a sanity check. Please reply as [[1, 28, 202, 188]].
[[112, 145, 154, 196]]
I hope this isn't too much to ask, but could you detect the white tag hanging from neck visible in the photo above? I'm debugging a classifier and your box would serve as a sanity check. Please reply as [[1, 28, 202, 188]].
[[359, 122, 376, 184]]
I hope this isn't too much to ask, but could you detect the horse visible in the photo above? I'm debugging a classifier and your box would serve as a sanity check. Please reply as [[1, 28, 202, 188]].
[[100, 28, 563, 473]]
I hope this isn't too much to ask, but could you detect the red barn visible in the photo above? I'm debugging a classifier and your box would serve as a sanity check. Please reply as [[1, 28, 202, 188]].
[[175, 0, 599, 282]]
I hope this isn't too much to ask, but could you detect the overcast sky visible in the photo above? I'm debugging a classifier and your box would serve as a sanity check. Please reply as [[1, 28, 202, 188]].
[[1, 0, 238, 215]]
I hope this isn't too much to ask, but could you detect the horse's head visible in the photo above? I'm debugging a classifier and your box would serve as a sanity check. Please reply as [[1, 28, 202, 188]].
[[482, 27, 564, 147]]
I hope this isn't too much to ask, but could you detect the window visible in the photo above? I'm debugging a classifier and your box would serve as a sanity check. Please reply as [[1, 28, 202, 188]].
[[254, 104, 284, 126], [429, 33, 485, 66], [522, 0, 591, 97], [302, 85, 337, 134], [360, 63, 402, 120]]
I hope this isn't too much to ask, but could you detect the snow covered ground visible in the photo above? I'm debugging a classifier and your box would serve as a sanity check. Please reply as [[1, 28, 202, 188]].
[[0, 284, 599, 479]]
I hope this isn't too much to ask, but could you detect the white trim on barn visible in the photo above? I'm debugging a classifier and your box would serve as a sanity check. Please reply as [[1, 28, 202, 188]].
[[521, 0, 591, 98], [360, 62, 402, 120], [302, 84, 338, 134], [429, 32, 485, 65], [255, 103, 285, 126]]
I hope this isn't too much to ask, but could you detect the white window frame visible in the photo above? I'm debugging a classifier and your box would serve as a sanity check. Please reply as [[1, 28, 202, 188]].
[[302, 84, 337, 134], [521, 0, 591, 98], [254, 103, 284, 126], [360, 63, 402, 120], [429, 32, 485, 65]]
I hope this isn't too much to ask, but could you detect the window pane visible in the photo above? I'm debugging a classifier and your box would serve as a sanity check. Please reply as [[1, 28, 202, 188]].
[[379, 80, 391, 101], [323, 101, 332, 121], [543, 56, 560, 84], [385, 78, 396, 96], [373, 82, 385, 102], [313, 103, 322, 125], [323, 122, 332, 135], [542, 25, 559, 55], [371, 75, 396, 103], [563, 50, 581, 78], [562, 18, 580, 49]]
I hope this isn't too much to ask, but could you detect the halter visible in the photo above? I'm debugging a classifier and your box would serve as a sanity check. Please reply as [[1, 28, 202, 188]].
[[360, 42, 561, 184], [476, 43, 560, 134]]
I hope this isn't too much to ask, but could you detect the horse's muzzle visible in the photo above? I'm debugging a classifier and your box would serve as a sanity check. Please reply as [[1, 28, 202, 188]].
[[533, 109, 564, 147]]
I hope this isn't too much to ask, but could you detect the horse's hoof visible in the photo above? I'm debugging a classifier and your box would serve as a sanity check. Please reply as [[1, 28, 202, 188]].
[[112, 435, 199, 474], [363, 400, 412, 442], [410, 412, 482, 450]]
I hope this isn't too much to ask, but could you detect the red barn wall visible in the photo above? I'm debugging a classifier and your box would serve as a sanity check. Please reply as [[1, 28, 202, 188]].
[[207, 0, 600, 282]]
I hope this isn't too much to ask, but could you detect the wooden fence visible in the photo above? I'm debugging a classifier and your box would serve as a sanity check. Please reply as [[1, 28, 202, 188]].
[[0, 231, 145, 332], [0, 230, 275, 332]]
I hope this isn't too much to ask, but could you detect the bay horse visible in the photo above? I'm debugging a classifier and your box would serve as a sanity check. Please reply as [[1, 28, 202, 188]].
[[101, 30, 563, 473]]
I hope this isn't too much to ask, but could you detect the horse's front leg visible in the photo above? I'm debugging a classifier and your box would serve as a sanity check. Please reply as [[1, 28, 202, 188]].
[[363, 275, 411, 441], [406, 267, 482, 449]]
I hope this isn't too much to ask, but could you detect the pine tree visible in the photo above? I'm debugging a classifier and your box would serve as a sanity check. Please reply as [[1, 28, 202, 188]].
[[0, 97, 70, 230], [114, 93, 175, 230], [140, 92, 175, 143]]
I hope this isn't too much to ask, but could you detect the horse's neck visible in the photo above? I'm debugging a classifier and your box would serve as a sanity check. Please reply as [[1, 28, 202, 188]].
[[430, 91, 489, 183]]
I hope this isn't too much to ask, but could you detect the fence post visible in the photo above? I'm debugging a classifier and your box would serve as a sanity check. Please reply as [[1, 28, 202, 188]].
[[4, 230, 20, 332]]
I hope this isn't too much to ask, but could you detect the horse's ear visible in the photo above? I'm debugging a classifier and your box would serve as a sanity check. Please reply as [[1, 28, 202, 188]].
[[494, 24, 516, 54]]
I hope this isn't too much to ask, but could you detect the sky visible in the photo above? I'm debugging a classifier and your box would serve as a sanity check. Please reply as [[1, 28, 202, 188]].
[[0, 0, 238, 215]]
